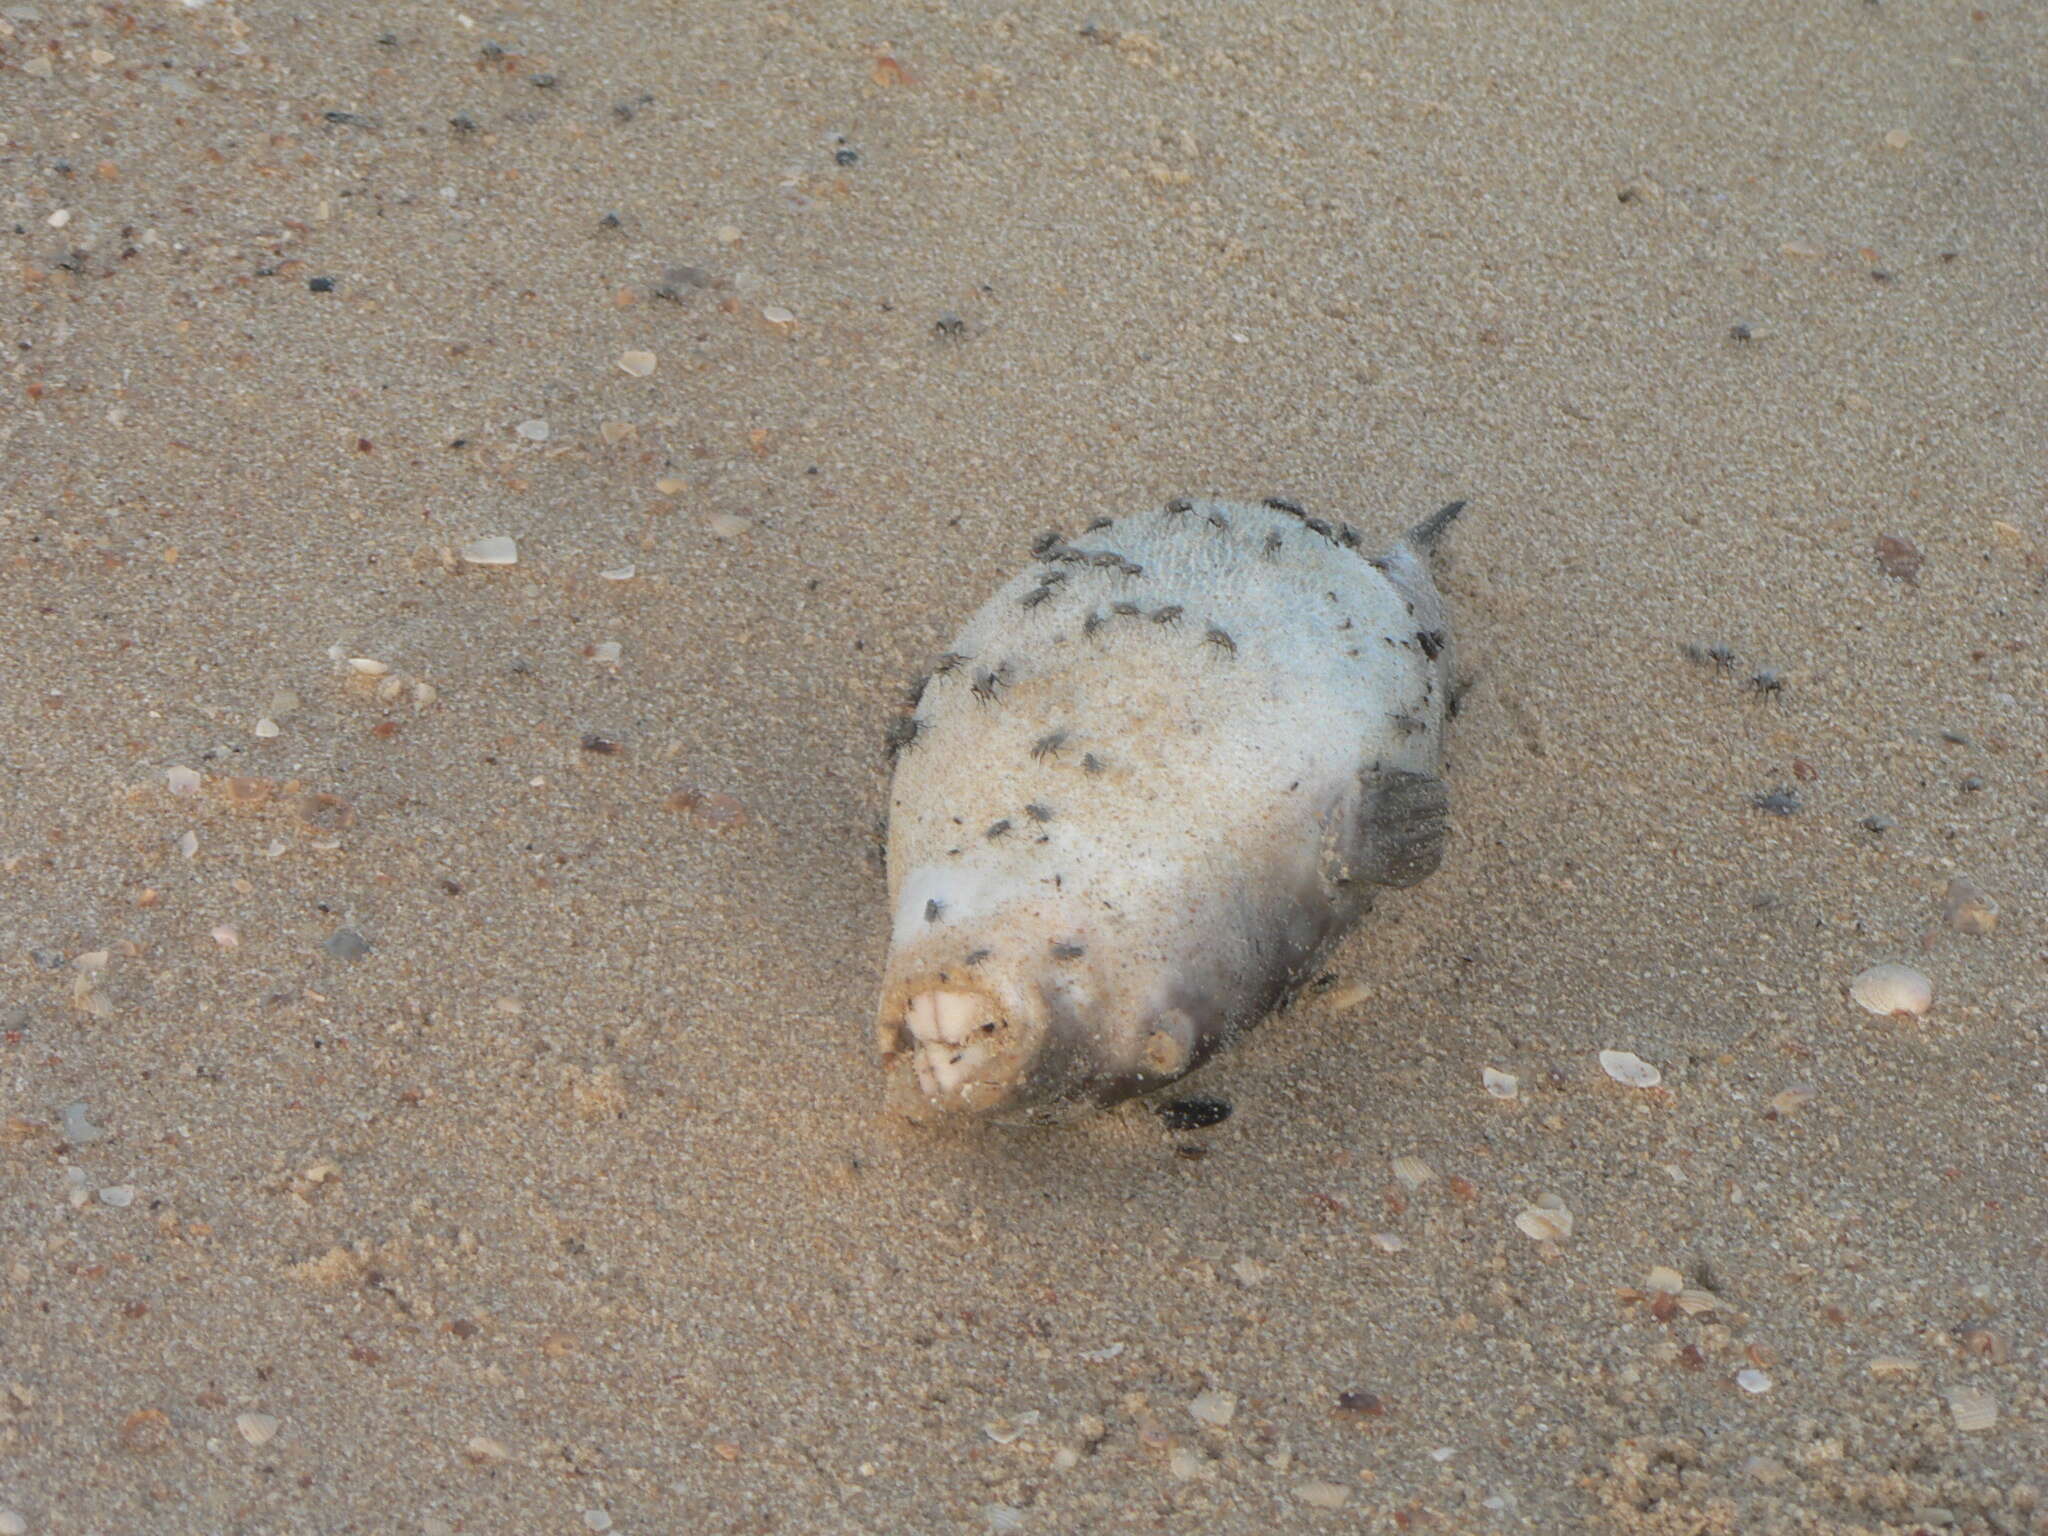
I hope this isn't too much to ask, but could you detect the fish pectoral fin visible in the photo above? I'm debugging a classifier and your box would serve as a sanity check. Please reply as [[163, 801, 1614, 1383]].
[[1357, 768, 1449, 888]]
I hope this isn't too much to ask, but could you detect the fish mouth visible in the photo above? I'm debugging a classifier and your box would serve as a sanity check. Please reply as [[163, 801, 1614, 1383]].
[[878, 981, 1053, 1121]]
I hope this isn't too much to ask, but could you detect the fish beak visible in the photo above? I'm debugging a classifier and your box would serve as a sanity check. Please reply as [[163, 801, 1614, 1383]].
[[877, 978, 1052, 1121]]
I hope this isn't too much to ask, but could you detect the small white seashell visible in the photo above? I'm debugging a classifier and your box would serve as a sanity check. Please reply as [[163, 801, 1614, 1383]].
[[1482, 1067, 1519, 1099], [166, 766, 203, 795], [460, 536, 519, 566], [375, 674, 403, 704], [1866, 1356, 1919, 1378], [177, 831, 198, 859], [514, 418, 551, 441], [706, 513, 753, 539], [599, 564, 637, 581], [1599, 1049, 1663, 1088], [1391, 1155, 1435, 1192], [99, 1185, 136, 1207], [346, 657, 389, 677], [1945, 1386, 1997, 1431], [1645, 1265, 1684, 1295], [75, 951, 110, 972], [1677, 1288, 1722, 1316], [1369, 1231, 1408, 1253], [590, 641, 622, 665], [1849, 962, 1932, 1017], [1078, 1342, 1125, 1362], [236, 1412, 280, 1445], [617, 349, 657, 377], [211, 925, 240, 949], [1735, 1368, 1772, 1394], [254, 717, 281, 738]]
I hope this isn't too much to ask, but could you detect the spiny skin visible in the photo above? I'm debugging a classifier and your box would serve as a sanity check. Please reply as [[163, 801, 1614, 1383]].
[[877, 497, 1463, 1124]]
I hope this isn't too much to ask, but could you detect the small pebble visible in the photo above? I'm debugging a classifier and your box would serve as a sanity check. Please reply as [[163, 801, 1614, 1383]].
[[324, 929, 371, 963], [617, 350, 657, 377], [99, 1185, 136, 1207], [581, 1511, 612, 1533], [254, 718, 281, 739], [0, 1509, 25, 1535], [460, 536, 519, 566], [1736, 1368, 1772, 1394], [166, 766, 202, 795], [1482, 1067, 1519, 1099], [308, 276, 335, 293], [590, 641, 623, 665], [1849, 962, 1932, 1017], [705, 514, 753, 539], [514, 418, 551, 441], [236, 1412, 279, 1446]]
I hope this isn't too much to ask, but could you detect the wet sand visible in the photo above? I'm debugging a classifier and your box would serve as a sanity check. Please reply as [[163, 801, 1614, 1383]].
[[2, 1, 2043, 1531]]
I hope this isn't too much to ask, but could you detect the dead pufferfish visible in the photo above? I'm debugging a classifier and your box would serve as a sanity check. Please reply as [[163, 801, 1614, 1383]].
[[875, 495, 1465, 1124]]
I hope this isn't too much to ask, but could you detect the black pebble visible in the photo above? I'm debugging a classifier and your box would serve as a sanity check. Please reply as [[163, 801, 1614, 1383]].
[[834, 146, 860, 166], [308, 276, 335, 292], [1157, 1098, 1233, 1131]]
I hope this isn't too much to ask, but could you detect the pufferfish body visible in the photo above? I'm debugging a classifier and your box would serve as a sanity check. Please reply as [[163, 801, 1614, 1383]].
[[876, 495, 1464, 1123]]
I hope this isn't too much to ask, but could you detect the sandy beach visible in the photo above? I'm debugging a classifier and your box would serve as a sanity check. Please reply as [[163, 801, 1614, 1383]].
[[2, 1, 2044, 1530]]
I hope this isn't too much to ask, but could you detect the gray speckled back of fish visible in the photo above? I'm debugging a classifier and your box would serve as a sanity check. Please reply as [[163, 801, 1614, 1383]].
[[876, 495, 1465, 1124]]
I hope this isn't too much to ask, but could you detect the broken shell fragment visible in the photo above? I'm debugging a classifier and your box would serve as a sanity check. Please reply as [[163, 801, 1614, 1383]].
[[1481, 1067, 1519, 1099], [460, 535, 519, 566], [1848, 962, 1932, 1017], [1945, 1386, 1998, 1432], [1598, 1049, 1662, 1088], [1391, 1155, 1435, 1192], [1515, 1193, 1573, 1242]]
